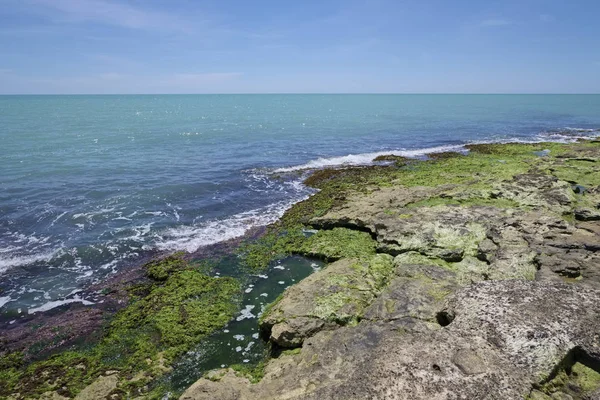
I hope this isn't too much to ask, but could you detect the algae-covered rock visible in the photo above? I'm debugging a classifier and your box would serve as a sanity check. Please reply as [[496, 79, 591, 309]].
[[363, 260, 458, 325], [299, 227, 376, 261], [260, 254, 394, 347], [145, 254, 187, 281], [1, 266, 241, 399], [182, 281, 600, 400], [74, 374, 118, 400], [575, 207, 600, 221]]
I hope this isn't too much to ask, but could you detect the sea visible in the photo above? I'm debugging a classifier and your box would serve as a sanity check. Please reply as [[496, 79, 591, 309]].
[[1, 94, 599, 386]]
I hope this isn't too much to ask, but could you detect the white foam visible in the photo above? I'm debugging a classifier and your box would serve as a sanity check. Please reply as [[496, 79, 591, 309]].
[[272, 145, 466, 173], [28, 295, 94, 314], [155, 199, 307, 253], [0, 296, 12, 308], [236, 305, 256, 321], [233, 334, 245, 341], [272, 128, 600, 174], [50, 212, 68, 227], [0, 250, 59, 273]]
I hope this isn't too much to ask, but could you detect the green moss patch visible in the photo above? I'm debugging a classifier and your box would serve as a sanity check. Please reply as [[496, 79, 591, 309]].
[[312, 255, 394, 325], [405, 196, 520, 209], [539, 361, 600, 397], [145, 253, 187, 280], [1, 257, 241, 399], [230, 361, 266, 384], [300, 228, 376, 261], [237, 227, 307, 271], [427, 152, 464, 160]]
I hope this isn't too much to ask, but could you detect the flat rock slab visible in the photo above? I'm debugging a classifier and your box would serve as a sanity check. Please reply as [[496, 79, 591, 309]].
[[260, 255, 394, 347], [182, 280, 600, 400]]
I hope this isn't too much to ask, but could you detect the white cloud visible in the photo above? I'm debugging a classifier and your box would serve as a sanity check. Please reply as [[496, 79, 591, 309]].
[[479, 19, 513, 27], [26, 0, 192, 32]]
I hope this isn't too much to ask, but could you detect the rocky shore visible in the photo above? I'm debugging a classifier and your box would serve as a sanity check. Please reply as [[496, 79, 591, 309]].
[[2, 140, 600, 399], [184, 140, 600, 400]]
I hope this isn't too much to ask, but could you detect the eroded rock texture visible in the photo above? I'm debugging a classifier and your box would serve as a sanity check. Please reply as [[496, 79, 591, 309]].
[[183, 142, 600, 400]]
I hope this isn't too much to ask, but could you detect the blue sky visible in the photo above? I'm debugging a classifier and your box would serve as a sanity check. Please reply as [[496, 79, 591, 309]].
[[0, 0, 599, 94]]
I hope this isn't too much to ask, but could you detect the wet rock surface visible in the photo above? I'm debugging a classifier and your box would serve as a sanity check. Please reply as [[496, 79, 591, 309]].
[[184, 142, 600, 400]]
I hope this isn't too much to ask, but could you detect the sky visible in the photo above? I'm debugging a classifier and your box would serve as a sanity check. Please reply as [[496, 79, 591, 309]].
[[0, 0, 599, 94]]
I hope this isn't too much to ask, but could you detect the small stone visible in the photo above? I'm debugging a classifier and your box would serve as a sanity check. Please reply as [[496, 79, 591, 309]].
[[574, 208, 600, 221], [451, 348, 486, 375]]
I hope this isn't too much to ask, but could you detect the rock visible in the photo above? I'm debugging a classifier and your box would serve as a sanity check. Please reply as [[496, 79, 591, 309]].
[[269, 317, 325, 348], [477, 238, 498, 263], [494, 174, 574, 211], [529, 390, 552, 400], [39, 392, 70, 400], [182, 281, 600, 400], [183, 142, 600, 399], [575, 208, 600, 221], [180, 369, 249, 400], [451, 348, 487, 375], [260, 255, 395, 347], [363, 259, 458, 325], [74, 375, 118, 400]]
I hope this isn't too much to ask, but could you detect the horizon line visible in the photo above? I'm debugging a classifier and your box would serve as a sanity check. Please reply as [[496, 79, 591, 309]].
[[1, 93, 600, 96]]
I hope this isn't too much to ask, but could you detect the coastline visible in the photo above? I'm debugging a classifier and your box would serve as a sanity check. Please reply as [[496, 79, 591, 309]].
[[2, 139, 600, 399]]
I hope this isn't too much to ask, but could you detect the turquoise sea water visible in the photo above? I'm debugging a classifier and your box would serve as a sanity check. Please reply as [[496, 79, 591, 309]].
[[1, 94, 599, 319]]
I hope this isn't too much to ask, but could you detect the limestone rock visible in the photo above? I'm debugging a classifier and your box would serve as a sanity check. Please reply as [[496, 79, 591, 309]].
[[74, 375, 118, 400], [182, 281, 600, 400], [259, 254, 395, 347], [575, 207, 600, 221]]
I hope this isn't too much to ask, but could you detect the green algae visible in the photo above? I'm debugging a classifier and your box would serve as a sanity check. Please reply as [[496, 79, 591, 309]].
[[539, 361, 600, 397], [258, 293, 285, 324], [238, 226, 376, 271], [0, 256, 241, 399], [427, 151, 464, 160], [145, 253, 187, 281], [237, 227, 307, 272], [280, 347, 302, 356], [313, 291, 369, 325], [300, 228, 376, 261], [372, 154, 410, 164], [405, 196, 520, 209], [114, 269, 241, 360], [394, 251, 453, 269], [240, 141, 592, 272], [312, 255, 394, 325], [230, 361, 267, 384]]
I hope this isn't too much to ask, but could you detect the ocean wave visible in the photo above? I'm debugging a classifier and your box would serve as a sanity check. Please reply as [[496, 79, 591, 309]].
[[27, 295, 94, 314], [0, 296, 12, 308], [272, 128, 599, 173], [0, 250, 61, 273], [272, 144, 466, 173], [536, 127, 600, 141], [154, 198, 307, 253]]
